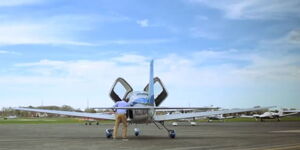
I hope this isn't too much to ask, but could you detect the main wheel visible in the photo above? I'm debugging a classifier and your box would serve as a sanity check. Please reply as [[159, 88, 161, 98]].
[[105, 129, 113, 138], [169, 130, 176, 138], [134, 128, 140, 136]]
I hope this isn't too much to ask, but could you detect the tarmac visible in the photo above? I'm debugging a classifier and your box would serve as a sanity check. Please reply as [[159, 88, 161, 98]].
[[1, 122, 300, 150]]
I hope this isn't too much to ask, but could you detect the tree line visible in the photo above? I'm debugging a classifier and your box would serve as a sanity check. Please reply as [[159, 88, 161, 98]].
[[0, 105, 103, 118]]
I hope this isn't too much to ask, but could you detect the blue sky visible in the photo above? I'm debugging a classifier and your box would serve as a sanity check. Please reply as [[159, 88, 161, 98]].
[[1, 0, 300, 109]]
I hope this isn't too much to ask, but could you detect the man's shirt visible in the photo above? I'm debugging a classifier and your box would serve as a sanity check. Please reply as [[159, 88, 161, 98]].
[[113, 100, 129, 114]]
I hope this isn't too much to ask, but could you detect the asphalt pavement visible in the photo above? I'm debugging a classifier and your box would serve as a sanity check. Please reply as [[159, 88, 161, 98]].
[[1, 122, 300, 150]]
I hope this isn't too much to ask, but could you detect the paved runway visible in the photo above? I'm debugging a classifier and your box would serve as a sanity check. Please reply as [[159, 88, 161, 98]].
[[1, 122, 300, 150]]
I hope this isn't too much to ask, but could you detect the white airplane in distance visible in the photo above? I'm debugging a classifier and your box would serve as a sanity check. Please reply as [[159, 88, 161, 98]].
[[14, 60, 273, 138], [158, 108, 219, 126], [241, 110, 298, 122], [206, 114, 235, 122], [3, 115, 17, 120]]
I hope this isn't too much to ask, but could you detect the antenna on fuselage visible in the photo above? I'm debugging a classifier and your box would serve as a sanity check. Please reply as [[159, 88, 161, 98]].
[[148, 59, 155, 105]]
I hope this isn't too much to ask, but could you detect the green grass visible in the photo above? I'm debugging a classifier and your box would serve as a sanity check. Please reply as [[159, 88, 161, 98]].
[[0, 117, 114, 124], [0, 118, 82, 124], [194, 116, 300, 122]]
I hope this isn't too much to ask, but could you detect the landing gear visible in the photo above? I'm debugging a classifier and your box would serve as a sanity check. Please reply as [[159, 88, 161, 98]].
[[85, 122, 92, 125], [105, 129, 113, 138], [168, 130, 176, 138], [134, 128, 140, 136], [277, 117, 280, 122], [153, 121, 176, 139]]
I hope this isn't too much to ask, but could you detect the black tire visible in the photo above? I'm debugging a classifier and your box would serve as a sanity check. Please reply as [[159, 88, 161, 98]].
[[169, 130, 176, 139]]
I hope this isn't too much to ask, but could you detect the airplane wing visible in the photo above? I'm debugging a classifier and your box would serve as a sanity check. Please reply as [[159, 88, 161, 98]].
[[240, 114, 256, 118], [154, 106, 274, 121], [13, 107, 115, 120], [281, 112, 298, 117], [93, 106, 219, 110], [283, 110, 300, 113]]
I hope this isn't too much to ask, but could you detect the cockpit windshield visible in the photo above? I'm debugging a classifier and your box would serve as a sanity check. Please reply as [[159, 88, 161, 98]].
[[128, 91, 149, 105], [133, 98, 148, 104]]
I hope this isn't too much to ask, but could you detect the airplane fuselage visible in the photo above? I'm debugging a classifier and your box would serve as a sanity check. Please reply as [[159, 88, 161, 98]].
[[125, 91, 155, 123], [254, 112, 280, 119]]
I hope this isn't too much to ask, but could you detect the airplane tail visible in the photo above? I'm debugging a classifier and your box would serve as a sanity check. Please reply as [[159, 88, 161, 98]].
[[278, 110, 284, 116], [148, 60, 155, 105]]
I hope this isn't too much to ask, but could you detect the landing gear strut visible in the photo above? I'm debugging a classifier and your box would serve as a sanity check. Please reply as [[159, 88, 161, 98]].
[[153, 121, 176, 138], [277, 117, 280, 122]]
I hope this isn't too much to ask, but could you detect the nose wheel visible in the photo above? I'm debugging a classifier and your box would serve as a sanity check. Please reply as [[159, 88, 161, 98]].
[[105, 129, 113, 138]]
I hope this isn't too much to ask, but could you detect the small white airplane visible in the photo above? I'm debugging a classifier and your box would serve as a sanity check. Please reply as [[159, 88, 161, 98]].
[[171, 120, 197, 126], [3, 115, 17, 120], [14, 60, 273, 138], [206, 114, 235, 122], [159, 108, 218, 126], [241, 110, 297, 122]]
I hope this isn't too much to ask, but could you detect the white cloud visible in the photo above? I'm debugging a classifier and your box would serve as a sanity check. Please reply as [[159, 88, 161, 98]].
[[188, 0, 300, 20], [2, 51, 300, 108], [95, 38, 174, 45], [0, 16, 172, 46], [286, 29, 300, 44], [0, 0, 43, 7], [189, 27, 219, 39], [112, 54, 149, 64], [0, 50, 21, 55], [136, 19, 149, 27], [0, 15, 96, 46], [0, 11, 135, 46], [258, 29, 300, 51], [10, 51, 300, 87]]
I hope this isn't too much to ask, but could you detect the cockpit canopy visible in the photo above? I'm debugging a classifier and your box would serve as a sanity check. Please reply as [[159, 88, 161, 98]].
[[127, 91, 149, 104], [109, 77, 168, 106]]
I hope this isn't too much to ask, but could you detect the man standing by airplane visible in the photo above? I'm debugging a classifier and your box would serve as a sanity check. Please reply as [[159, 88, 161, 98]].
[[113, 99, 129, 139]]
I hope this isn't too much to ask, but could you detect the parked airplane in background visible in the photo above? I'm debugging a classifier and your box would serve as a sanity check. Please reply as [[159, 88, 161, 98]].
[[14, 60, 273, 138], [159, 107, 219, 126], [3, 115, 17, 120], [206, 114, 235, 122], [241, 110, 297, 122], [81, 118, 100, 126]]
